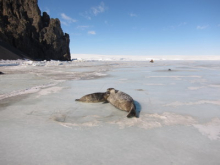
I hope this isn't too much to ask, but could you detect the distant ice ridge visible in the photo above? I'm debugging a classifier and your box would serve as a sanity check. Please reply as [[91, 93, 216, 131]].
[[22, 60, 73, 66], [1, 55, 220, 66], [72, 54, 220, 61], [0, 60, 74, 67]]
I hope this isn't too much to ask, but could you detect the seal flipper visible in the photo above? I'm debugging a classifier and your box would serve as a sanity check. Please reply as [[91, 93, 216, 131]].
[[127, 109, 136, 118], [127, 104, 137, 118]]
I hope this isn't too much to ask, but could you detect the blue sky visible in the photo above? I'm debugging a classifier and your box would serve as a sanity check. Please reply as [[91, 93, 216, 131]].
[[38, 0, 220, 56]]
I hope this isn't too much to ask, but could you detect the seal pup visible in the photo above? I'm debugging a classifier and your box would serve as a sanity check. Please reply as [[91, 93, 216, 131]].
[[106, 88, 137, 118], [75, 92, 108, 103]]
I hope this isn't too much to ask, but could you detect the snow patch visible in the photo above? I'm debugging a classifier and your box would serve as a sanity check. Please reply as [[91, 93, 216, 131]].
[[188, 86, 205, 90], [36, 86, 64, 97], [164, 100, 220, 107], [108, 112, 197, 129], [55, 112, 197, 130], [0, 83, 57, 100], [194, 118, 220, 140]]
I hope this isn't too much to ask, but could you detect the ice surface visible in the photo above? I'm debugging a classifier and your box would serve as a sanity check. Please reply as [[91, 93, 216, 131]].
[[0, 59, 220, 165]]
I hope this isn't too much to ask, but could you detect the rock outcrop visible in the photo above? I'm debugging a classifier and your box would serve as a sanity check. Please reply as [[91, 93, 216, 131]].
[[0, 0, 70, 61], [0, 39, 30, 60]]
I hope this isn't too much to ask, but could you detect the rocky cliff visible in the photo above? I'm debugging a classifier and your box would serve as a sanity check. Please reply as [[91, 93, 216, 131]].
[[0, 0, 71, 61]]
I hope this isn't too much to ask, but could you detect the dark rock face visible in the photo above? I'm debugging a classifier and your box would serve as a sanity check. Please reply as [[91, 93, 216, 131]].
[[0, 39, 30, 60], [0, 0, 70, 61]]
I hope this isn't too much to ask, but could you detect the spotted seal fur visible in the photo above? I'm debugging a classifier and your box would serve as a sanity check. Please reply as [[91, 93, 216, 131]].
[[75, 92, 108, 103]]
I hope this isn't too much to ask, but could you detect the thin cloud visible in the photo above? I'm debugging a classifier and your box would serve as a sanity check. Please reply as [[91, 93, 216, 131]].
[[88, 31, 96, 35], [77, 25, 91, 30], [60, 21, 68, 26], [104, 20, 113, 27], [80, 11, 92, 20], [129, 13, 137, 17], [178, 22, 187, 26], [80, 2, 107, 20], [71, 33, 81, 36], [61, 13, 77, 23], [170, 22, 187, 29], [91, 2, 106, 16], [197, 25, 209, 30]]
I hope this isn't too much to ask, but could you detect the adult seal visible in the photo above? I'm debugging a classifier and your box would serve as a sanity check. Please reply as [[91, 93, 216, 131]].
[[75, 92, 108, 103], [106, 88, 137, 118]]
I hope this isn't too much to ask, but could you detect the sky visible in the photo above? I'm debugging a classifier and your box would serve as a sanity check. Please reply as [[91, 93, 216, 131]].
[[38, 0, 220, 57]]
